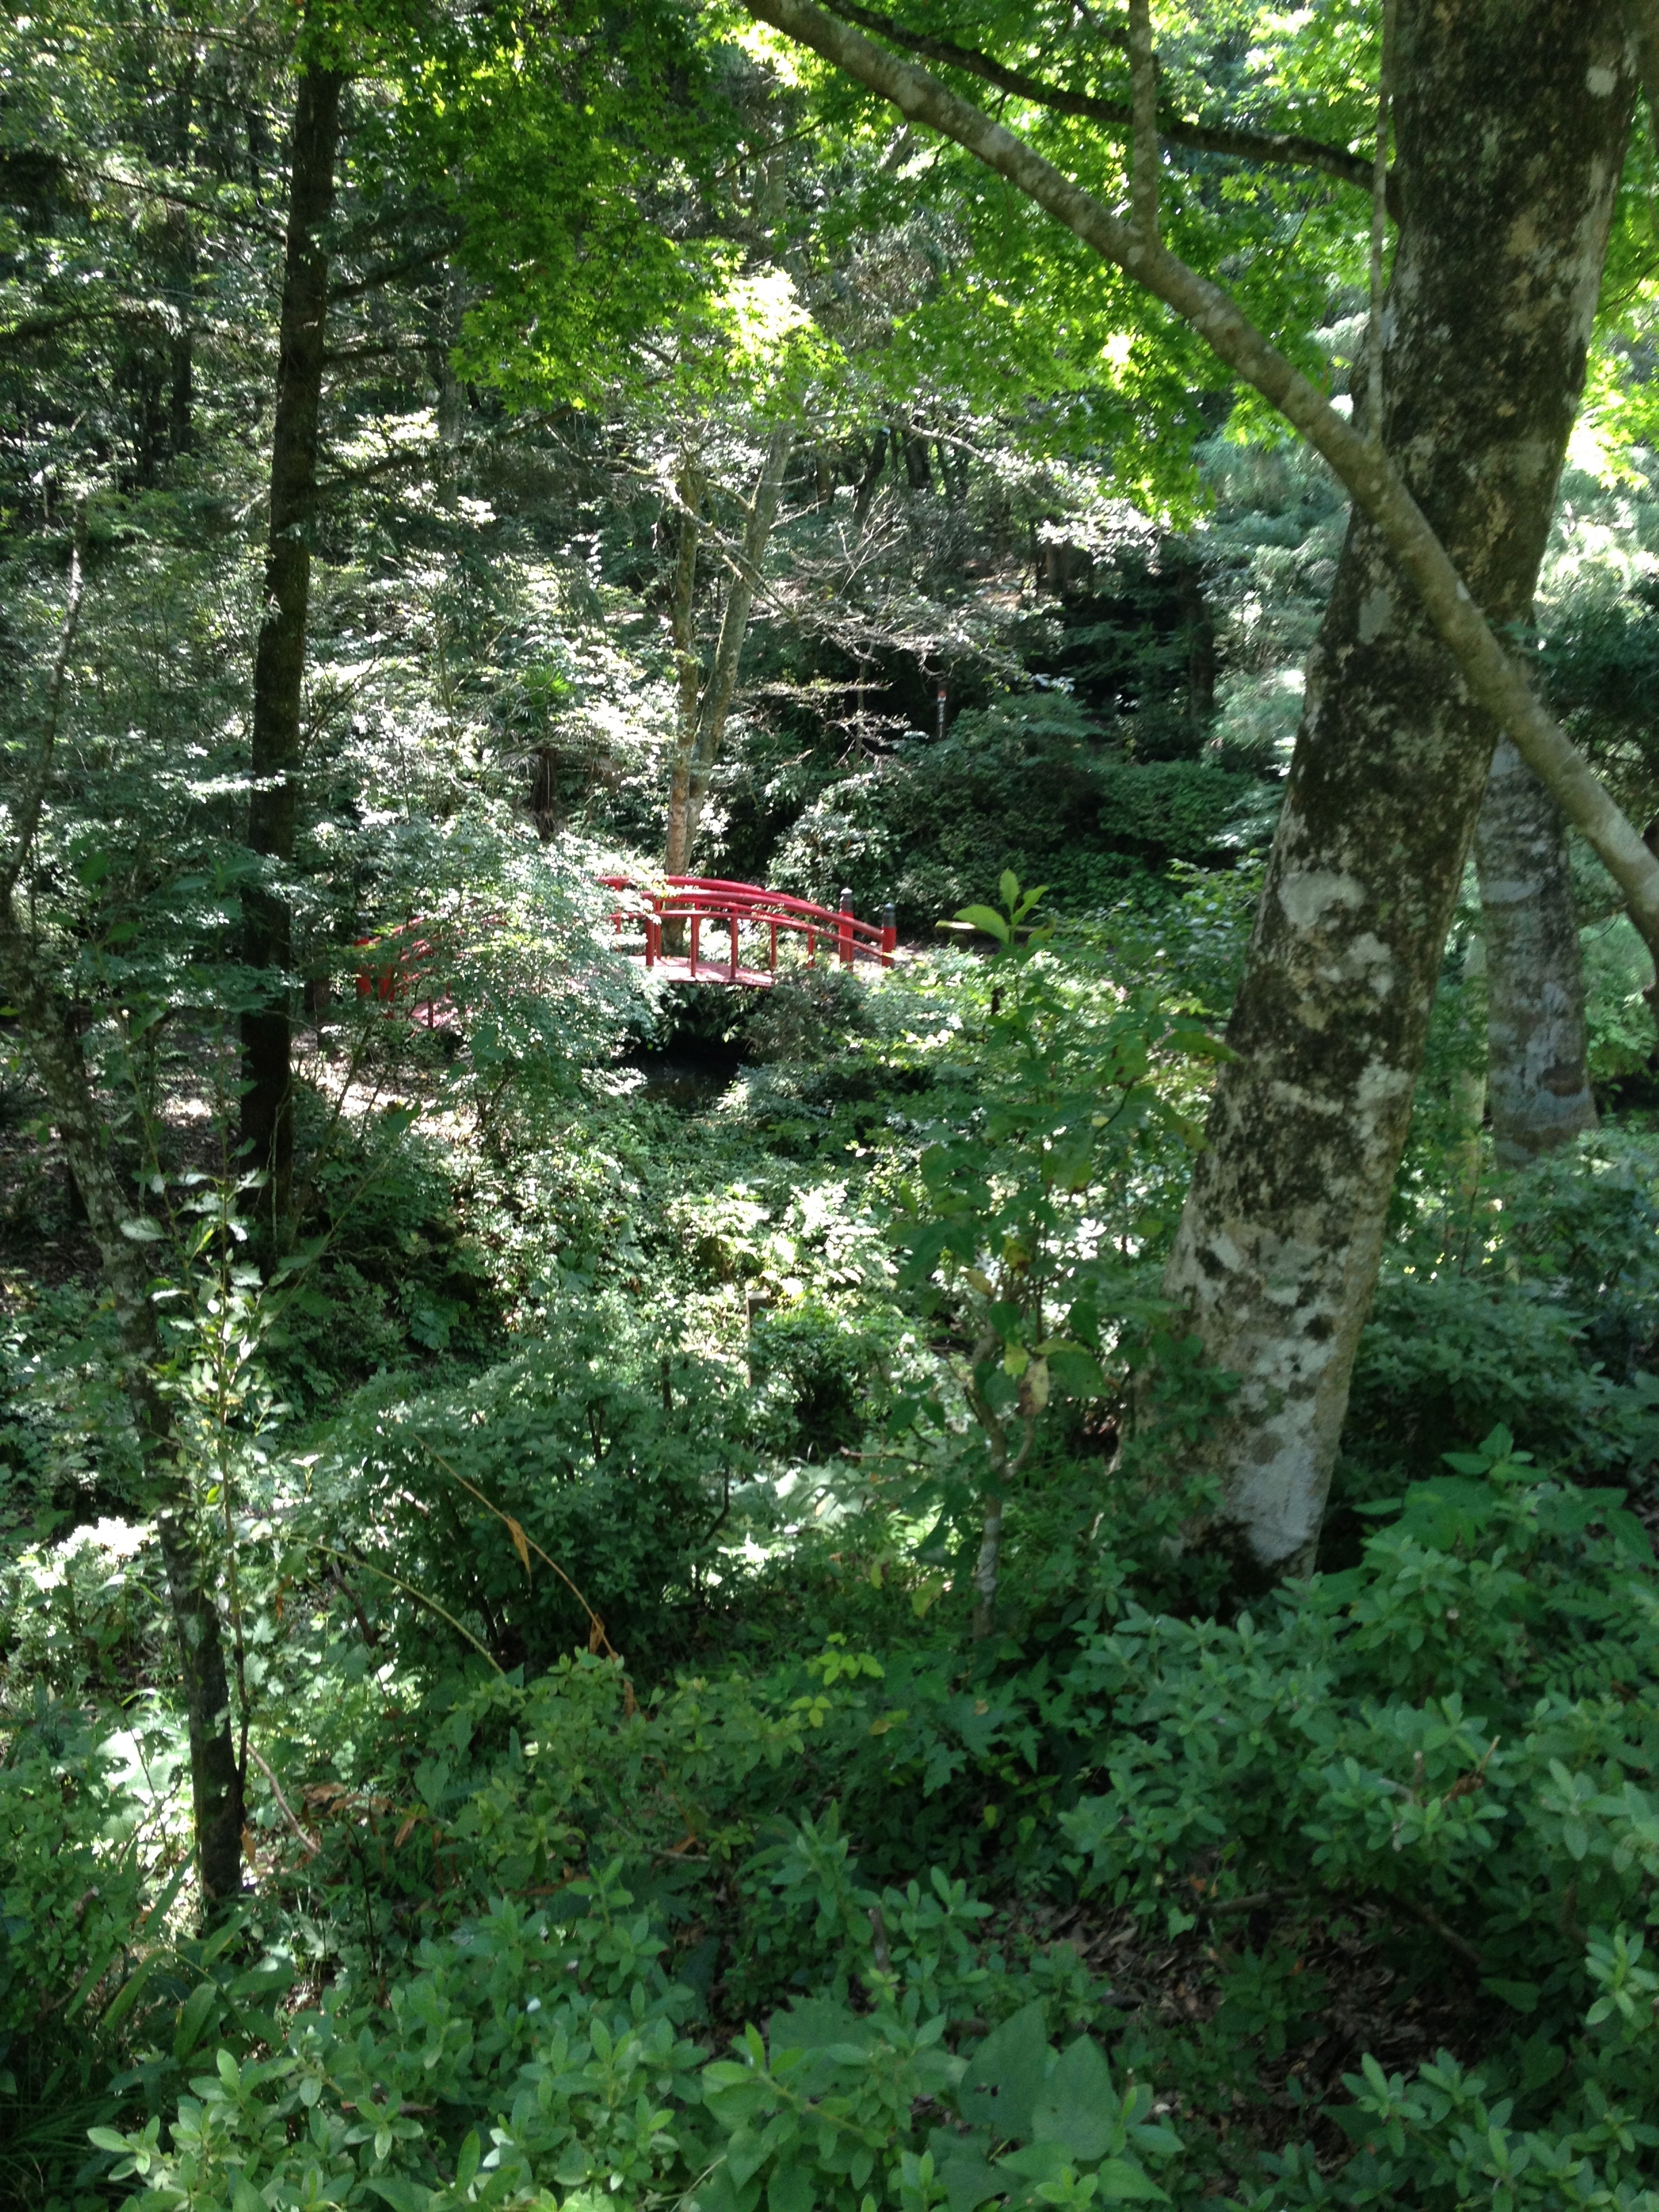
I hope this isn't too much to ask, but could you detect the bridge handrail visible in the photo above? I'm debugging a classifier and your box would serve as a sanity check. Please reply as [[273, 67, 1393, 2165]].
[[598, 874, 896, 977]]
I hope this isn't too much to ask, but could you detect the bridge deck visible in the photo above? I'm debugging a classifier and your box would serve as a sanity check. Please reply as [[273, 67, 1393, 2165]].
[[619, 949, 777, 989]]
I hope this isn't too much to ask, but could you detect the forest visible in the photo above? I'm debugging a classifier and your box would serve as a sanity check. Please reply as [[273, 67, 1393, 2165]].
[[11, 0, 1659, 2205]]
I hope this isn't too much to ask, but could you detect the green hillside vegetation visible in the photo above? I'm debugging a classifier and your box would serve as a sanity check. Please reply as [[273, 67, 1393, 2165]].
[[6, 3, 1659, 2209]]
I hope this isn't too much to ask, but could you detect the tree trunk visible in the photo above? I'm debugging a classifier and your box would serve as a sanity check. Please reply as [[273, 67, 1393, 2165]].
[[852, 426, 889, 527], [1475, 738, 1597, 1166], [0, 929, 244, 1908], [663, 455, 705, 881], [1159, 0, 1631, 1576], [680, 424, 793, 858], [240, 66, 342, 1249], [898, 422, 932, 489]]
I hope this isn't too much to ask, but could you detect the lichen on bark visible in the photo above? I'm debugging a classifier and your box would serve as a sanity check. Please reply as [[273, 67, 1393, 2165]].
[[1475, 739, 1597, 1168], [1162, 0, 1634, 1575]]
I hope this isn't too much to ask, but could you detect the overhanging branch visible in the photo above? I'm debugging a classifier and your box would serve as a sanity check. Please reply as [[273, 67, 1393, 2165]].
[[819, 0, 1390, 207], [743, 0, 1659, 968]]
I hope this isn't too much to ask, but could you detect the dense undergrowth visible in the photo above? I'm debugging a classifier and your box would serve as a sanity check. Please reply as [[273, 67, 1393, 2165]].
[[4, 862, 1659, 2212]]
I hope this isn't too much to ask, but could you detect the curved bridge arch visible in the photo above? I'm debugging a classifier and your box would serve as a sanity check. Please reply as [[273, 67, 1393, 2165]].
[[599, 875, 897, 987]]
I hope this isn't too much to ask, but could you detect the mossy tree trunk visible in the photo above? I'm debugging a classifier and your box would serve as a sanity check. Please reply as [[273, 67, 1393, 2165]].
[[1161, 0, 1631, 1573], [1474, 739, 1597, 1167]]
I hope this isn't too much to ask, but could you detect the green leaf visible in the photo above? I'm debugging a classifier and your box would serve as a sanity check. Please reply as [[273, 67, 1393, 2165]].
[[364, 2181, 434, 2212], [935, 2147, 1004, 2212], [1483, 1980, 1540, 2015], [956, 1999, 1051, 2141], [769, 2159, 815, 2212], [1095, 2156, 1169, 2203], [119, 1216, 165, 1242], [956, 905, 1010, 944], [1030, 2037, 1118, 2163], [173, 1979, 220, 2061], [98, 1949, 163, 2034]]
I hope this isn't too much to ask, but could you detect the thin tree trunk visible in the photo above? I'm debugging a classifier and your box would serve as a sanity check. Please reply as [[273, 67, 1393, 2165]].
[[852, 426, 888, 527], [1475, 738, 1597, 1166], [663, 455, 705, 880], [240, 66, 342, 1249], [0, 527, 243, 1908], [166, 54, 197, 458], [1158, 0, 1629, 1574], [682, 424, 793, 855], [0, 935, 243, 1906], [898, 421, 931, 489]]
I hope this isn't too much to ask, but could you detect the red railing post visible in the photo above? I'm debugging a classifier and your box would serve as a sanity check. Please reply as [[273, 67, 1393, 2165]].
[[838, 888, 854, 968], [881, 901, 897, 968], [769, 919, 778, 972], [690, 913, 701, 976], [729, 914, 739, 980]]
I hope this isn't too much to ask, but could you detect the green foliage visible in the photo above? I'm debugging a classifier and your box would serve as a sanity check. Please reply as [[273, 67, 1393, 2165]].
[[1348, 1137, 1659, 1484], [773, 697, 1256, 925], [310, 1303, 757, 1670]]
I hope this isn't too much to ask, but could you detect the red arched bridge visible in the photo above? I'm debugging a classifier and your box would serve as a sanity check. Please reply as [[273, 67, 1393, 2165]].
[[352, 878, 897, 1017], [598, 876, 897, 987]]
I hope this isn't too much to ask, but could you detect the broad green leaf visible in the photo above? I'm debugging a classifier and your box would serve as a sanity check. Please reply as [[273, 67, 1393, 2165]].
[[955, 905, 1010, 944], [1030, 2036, 1118, 2163], [769, 2158, 815, 2212], [1483, 1980, 1539, 2014], [173, 1980, 220, 2062], [1096, 2156, 1169, 2203], [935, 2147, 1003, 2212], [956, 1999, 1051, 2140], [364, 2182, 434, 2212]]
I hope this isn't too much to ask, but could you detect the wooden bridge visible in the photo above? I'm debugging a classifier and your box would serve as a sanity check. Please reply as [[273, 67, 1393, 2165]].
[[598, 876, 897, 987]]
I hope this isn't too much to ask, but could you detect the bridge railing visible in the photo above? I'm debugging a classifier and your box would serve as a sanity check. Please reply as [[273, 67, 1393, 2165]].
[[598, 876, 896, 982]]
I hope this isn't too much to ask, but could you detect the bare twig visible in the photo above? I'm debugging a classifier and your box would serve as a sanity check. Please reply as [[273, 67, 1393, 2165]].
[[1387, 1891, 1483, 1971], [413, 1437, 619, 1658], [308, 1540, 505, 1673], [245, 1741, 320, 1858]]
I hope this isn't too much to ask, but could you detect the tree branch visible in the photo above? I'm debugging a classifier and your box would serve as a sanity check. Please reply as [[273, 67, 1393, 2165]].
[[327, 241, 455, 305], [1127, 0, 1158, 239], [743, 0, 1659, 976], [818, 0, 1390, 207]]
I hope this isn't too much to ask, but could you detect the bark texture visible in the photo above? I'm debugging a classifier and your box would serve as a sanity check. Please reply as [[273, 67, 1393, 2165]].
[[1162, 0, 1631, 1572], [1475, 739, 1597, 1166], [240, 67, 342, 1244]]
